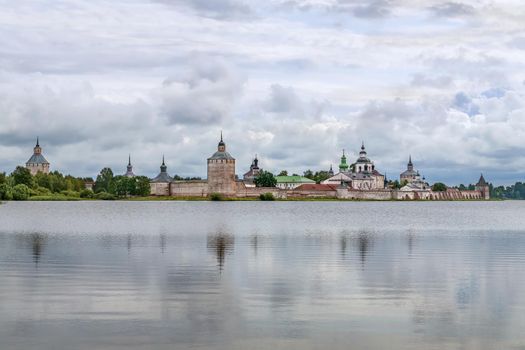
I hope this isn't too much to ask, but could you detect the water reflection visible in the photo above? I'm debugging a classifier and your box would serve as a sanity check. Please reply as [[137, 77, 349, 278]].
[[31, 233, 45, 264], [1, 201, 525, 350], [207, 233, 234, 270], [159, 233, 166, 254], [356, 231, 373, 266]]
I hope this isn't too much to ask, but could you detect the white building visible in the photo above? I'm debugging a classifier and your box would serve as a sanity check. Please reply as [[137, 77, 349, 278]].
[[322, 143, 385, 190]]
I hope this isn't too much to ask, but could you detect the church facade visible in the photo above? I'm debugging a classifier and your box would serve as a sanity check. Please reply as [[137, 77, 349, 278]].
[[322, 143, 385, 190]]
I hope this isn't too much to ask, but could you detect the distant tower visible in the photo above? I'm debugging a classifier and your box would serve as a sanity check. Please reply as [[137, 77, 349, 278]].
[[251, 154, 260, 176], [339, 149, 349, 172], [400, 155, 418, 183], [124, 155, 135, 177], [475, 174, 490, 200], [243, 154, 261, 184], [328, 164, 334, 177], [26, 137, 50, 175], [207, 132, 236, 196]]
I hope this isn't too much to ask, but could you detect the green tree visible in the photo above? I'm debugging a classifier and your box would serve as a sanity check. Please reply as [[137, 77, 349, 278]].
[[0, 183, 13, 200], [135, 176, 151, 196], [303, 169, 314, 179], [278, 170, 288, 176], [313, 170, 330, 184], [0, 172, 6, 184], [12, 184, 30, 200], [114, 176, 135, 197], [254, 171, 277, 188], [80, 189, 94, 198], [388, 180, 401, 189], [11, 166, 33, 187], [94, 168, 114, 193], [432, 182, 447, 192]]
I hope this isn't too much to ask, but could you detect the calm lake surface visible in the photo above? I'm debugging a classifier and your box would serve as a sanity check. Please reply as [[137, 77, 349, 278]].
[[1, 201, 525, 350]]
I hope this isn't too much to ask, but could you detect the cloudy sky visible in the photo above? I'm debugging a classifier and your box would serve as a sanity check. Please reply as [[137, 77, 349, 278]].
[[1, 0, 524, 184]]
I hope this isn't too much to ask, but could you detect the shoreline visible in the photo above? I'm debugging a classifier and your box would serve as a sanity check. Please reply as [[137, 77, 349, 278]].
[[1, 196, 505, 203]]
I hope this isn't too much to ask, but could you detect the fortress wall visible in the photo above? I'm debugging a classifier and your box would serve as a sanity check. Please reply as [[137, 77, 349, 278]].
[[150, 182, 170, 196], [171, 181, 208, 197], [337, 189, 394, 200], [235, 183, 282, 198], [287, 189, 338, 198]]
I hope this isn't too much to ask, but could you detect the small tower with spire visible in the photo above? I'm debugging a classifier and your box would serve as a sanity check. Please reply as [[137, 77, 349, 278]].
[[407, 155, 414, 172], [124, 154, 135, 178], [26, 137, 50, 175], [328, 164, 334, 177], [339, 149, 349, 172], [150, 155, 173, 196]]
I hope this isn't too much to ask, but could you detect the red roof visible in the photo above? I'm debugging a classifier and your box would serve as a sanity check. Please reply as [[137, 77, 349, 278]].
[[294, 184, 338, 191]]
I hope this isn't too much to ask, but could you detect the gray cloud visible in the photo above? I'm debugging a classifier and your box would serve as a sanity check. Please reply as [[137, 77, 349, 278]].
[[154, 0, 252, 19], [350, 0, 392, 18], [428, 2, 476, 17], [264, 84, 303, 113], [159, 58, 244, 125]]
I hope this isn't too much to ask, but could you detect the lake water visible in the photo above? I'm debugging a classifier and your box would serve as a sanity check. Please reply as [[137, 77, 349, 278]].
[[1, 201, 525, 350]]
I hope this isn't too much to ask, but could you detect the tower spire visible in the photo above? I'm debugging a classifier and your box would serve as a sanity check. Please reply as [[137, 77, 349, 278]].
[[162, 154, 165, 166], [339, 149, 349, 172], [218, 131, 226, 151], [125, 154, 135, 177], [36, 136, 39, 147]]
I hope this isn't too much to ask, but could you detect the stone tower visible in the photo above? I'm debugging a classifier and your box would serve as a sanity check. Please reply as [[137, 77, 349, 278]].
[[475, 174, 490, 200], [26, 137, 50, 175], [207, 132, 236, 196]]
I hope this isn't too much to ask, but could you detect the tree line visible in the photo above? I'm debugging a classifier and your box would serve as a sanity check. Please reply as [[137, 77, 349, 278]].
[[0, 166, 151, 201], [0, 166, 91, 200], [93, 167, 150, 199]]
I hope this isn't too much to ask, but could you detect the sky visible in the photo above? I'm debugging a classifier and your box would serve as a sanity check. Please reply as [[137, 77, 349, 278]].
[[0, 0, 524, 185]]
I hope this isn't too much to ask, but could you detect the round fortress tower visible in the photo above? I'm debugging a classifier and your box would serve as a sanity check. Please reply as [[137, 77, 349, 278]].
[[207, 132, 236, 196]]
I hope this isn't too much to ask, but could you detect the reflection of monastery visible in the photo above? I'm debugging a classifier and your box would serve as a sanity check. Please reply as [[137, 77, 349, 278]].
[[148, 134, 490, 200]]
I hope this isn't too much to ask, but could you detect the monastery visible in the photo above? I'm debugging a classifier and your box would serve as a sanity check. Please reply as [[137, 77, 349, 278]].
[[20, 136, 489, 200], [148, 134, 490, 200]]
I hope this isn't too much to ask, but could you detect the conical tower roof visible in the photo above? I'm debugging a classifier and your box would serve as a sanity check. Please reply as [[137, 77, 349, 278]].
[[152, 155, 172, 183]]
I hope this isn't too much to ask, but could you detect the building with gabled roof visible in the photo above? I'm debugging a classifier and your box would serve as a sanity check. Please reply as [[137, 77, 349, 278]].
[[275, 175, 315, 189]]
